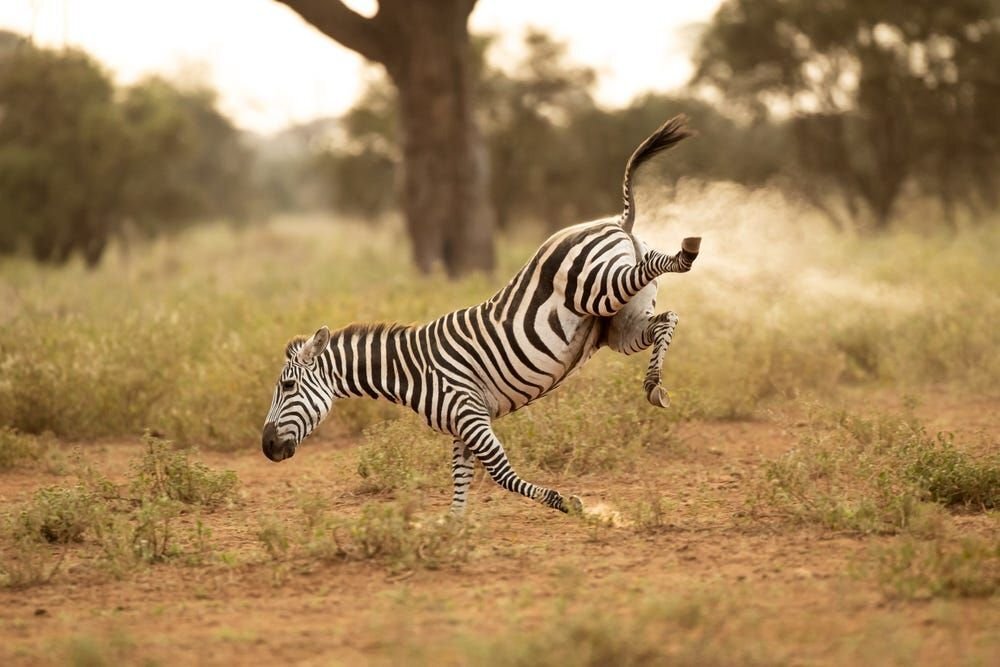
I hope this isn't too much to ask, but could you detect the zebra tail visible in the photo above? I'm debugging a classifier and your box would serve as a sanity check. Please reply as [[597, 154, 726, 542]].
[[619, 114, 694, 233]]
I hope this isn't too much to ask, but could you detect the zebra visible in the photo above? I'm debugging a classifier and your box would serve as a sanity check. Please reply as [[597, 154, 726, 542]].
[[262, 115, 700, 515]]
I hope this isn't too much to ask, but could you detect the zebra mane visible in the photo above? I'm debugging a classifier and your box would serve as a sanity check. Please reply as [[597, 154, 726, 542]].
[[285, 335, 310, 360], [336, 322, 411, 339], [285, 323, 411, 361]]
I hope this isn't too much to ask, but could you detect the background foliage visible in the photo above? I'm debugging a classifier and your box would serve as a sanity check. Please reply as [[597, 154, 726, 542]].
[[0, 32, 253, 266], [3, 0, 998, 267]]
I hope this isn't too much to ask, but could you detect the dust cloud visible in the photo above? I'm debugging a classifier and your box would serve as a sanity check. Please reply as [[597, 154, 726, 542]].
[[633, 180, 926, 312]]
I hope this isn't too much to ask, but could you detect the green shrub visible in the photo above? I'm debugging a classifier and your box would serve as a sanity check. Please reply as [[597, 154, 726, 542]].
[[0, 427, 43, 470], [93, 497, 186, 575], [256, 516, 292, 561], [871, 536, 1000, 600], [329, 499, 474, 572], [628, 492, 672, 534], [902, 432, 999, 509], [254, 495, 474, 573], [751, 408, 997, 533], [130, 434, 238, 508], [460, 593, 771, 667], [97, 436, 236, 570], [1, 436, 239, 584], [356, 418, 448, 493], [0, 426, 49, 470], [128, 498, 183, 564], [14, 485, 106, 544], [0, 534, 66, 588]]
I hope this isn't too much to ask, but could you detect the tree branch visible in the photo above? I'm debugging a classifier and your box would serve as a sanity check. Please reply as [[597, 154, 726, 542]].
[[275, 0, 387, 64]]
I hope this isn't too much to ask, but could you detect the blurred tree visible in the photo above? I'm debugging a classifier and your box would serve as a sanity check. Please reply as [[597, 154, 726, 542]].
[[695, 0, 1000, 229], [118, 77, 253, 236], [276, 0, 495, 276], [0, 44, 127, 265], [252, 116, 341, 214], [565, 93, 788, 224], [318, 30, 790, 233], [0, 39, 253, 266], [312, 72, 398, 218], [479, 30, 598, 229]]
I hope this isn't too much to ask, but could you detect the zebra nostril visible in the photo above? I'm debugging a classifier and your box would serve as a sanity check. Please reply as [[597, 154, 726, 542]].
[[262, 422, 279, 458]]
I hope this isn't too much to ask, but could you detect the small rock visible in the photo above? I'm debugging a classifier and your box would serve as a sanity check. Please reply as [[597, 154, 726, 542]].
[[33, 608, 47, 617]]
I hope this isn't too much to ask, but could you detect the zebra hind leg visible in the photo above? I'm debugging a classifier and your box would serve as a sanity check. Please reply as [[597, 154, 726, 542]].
[[622, 237, 701, 295], [460, 421, 583, 515], [643, 311, 679, 408], [450, 439, 475, 514]]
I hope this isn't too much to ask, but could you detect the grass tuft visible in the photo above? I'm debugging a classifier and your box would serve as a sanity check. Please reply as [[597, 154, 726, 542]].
[[330, 500, 475, 572], [0, 426, 47, 470], [1, 436, 239, 586], [256, 495, 474, 574], [14, 485, 106, 544], [460, 593, 773, 667], [356, 418, 448, 493], [751, 407, 998, 534], [130, 434, 238, 508], [871, 536, 1000, 600], [627, 491, 673, 534]]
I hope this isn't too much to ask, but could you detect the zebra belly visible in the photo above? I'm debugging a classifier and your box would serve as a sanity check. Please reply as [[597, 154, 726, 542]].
[[486, 309, 604, 418]]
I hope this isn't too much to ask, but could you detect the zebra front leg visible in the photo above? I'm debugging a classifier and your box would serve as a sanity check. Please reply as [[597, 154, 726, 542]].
[[458, 417, 583, 515], [450, 439, 475, 514], [606, 297, 681, 408], [642, 311, 679, 408]]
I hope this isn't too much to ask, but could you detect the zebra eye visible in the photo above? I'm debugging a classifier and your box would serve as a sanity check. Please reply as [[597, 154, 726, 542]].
[[281, 380, 296, 392]]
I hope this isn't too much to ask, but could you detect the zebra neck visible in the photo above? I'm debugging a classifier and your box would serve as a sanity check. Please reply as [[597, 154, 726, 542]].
[[324, 324, 417, 404]]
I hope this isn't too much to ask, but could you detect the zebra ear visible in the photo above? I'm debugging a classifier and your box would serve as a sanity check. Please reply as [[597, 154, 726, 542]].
[[297, 326, 331, 365]]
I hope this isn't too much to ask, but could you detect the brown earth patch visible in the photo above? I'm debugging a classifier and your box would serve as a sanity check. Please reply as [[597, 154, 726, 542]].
[[1, 396, 997, 666]]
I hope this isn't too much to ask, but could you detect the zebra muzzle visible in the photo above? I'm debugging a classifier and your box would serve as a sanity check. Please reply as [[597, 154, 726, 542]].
[[262, 422, 296, 462]]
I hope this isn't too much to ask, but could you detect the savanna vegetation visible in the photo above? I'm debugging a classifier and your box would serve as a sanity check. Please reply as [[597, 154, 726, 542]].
[[1, 194, 997, 663], [0, 184, 996, 449]]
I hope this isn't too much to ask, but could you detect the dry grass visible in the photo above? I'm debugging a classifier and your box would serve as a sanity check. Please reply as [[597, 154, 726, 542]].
[[750, 407, 999, 534], [869, 536, 1000, 600], [1, 197, 998, 667], [0, 198, 995, 451], [257, 493, 475, 575], [0, 435, 238, 587], [355, 417, 449, 493]]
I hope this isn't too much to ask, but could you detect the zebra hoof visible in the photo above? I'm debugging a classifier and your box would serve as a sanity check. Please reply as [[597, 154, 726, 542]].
[[682, 237, 701, 254], [564, 495, 584, 516], [647, 385, 671, 408]]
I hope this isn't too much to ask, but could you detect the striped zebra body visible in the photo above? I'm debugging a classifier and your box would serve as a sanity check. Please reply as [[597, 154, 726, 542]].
[[263, 116, 700, 515]]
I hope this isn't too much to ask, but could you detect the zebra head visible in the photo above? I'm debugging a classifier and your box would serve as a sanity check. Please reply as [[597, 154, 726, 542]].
[[262, 326, 335, 462]]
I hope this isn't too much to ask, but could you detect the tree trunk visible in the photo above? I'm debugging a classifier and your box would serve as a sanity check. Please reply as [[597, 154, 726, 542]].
[[383, 1, 494, 276], [276, 0, 495, 277]]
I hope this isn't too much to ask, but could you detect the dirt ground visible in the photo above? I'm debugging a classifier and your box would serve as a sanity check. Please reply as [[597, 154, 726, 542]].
[[1, 393, 997, 666]]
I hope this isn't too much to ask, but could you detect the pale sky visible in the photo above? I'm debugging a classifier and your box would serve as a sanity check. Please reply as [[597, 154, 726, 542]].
[[0, 0, 722, 134]]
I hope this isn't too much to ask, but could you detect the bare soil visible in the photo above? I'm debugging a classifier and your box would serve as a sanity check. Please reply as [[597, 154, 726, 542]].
[[1, 394, 997, 666]]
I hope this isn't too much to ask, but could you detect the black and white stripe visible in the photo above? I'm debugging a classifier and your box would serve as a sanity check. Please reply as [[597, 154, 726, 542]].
[[263, 116, 700, 514]]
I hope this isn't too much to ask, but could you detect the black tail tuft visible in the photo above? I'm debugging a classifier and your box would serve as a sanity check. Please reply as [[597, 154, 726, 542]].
[[620, 115, 694, 233]]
